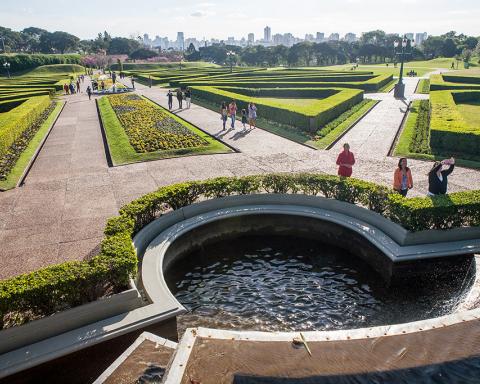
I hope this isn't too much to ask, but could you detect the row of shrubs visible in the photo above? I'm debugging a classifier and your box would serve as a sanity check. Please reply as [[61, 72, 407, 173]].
[[176, 75, 392, 92], [430, 74, 480, 91], [191, 85, 364, 132], [0, 54, 82, 72], [0, 95, 51, 159], [408, 99, 431, 154], [430, 90, 480, 157], [1, 173, 479, 328]]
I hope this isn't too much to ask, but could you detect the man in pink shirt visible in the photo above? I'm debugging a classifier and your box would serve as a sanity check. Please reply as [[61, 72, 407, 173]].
[[336, 143, 355, 177], [228, 101, 237, 129]]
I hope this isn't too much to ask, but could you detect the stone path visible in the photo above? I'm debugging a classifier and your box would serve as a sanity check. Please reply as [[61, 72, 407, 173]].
[[0, 76, 479, 279]]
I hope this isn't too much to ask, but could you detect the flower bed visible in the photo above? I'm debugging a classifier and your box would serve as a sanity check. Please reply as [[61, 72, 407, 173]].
[[108, 93, 208, 152], [1, 173, 479, 329]]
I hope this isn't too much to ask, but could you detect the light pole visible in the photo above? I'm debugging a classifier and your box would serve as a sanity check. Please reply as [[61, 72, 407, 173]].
[[3, 62, 10, 79], [226, 50, 235, 73], [393, 37, 412, 99]]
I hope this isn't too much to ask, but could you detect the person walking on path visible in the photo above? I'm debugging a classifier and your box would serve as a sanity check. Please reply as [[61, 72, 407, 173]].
[[148, 75, 152, 88], [131, 76, 135, 89], [76, 80, 81, 93], [64, 83, 69, 95], [176, 88, 183, 109], [185, 88, 192, 109], [167, 90, 174, 110], [248, 102, 257, 129], [69, 83, 75, 95], [393, 157, 413, 197], [428, 158, 455, 196], [220, 102, 228, 130], [229, 101, 237, 129], [336, 143, 355, 177], [241, 109, 248, 131], [112, 72, 117, 84]]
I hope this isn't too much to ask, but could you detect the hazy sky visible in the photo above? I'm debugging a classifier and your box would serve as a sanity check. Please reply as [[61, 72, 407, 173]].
[[1, 0, 479, 40]]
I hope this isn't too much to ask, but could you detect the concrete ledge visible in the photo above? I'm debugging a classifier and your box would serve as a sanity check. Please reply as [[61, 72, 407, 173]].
[[0, 288, 143, 355], [135, 194, 478, 324]]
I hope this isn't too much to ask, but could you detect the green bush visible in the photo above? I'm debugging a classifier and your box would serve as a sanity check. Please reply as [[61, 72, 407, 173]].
[[191, 85, 364, 132], [430, 90, 480, 156], [1, 173, 479, 328], [0, 95, 51, 159], [0, 54, 82, 72], [408, 99, 431, 154]]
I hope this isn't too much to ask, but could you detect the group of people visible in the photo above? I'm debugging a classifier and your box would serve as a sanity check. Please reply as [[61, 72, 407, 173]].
[[336, 143, 455, 197], [220, 101, 257, 131], [167, 88, 192, 110], [63, 75, 85, 95]]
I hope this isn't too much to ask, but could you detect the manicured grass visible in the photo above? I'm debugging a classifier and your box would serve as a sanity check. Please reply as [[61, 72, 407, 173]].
[[97, 96, 232, 165], [311, 99, 378, 149], [0, 101, 65, 190], [416, 79, 430, 94], [456, 100, 480, 128]]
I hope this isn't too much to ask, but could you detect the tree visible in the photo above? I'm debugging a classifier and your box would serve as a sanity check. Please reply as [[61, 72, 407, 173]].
[[108, 37, 140, 54], [185, 43, 200, 61], [442, 38, 458, 57], [422, 36, 444, 58], [40, 31, 79, 53], [129, 48, 158, 60], [464, 36, 478, 50]]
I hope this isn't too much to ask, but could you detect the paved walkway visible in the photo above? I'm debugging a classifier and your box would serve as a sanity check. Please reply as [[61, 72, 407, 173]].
[[0, 77, 479, 279]]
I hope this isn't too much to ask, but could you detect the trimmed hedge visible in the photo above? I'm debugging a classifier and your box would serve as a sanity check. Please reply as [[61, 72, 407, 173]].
[[430, 90, 480, 156], [0, 54, 82, 72], [0, 95, 51, 159], [191, 86, 364, 132], [1, 173, 479, 328]]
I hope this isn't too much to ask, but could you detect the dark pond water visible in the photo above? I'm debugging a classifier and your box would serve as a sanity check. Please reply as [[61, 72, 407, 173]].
[[165, 236, 473, 336]]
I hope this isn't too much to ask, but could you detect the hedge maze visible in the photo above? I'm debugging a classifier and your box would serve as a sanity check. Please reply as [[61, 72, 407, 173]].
[[0, 64, 82, 189], [126, 66, 391, 142]]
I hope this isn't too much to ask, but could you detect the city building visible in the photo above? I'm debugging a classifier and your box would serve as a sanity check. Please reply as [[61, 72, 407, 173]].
[[316, 32, 325, 42], [344, 33, 356, 42], [305, 34, 315, 42], [328, 33, 340, 41], [264, 26, 272, 42], [415, 32, 428, 46], [404, 33, 414, 41], [248, 33, 255, 45], [176, 32, 185, 50]]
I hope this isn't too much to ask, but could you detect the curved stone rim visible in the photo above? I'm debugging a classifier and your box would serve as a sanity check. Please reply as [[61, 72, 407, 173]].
[[135, 194, 478, 322]]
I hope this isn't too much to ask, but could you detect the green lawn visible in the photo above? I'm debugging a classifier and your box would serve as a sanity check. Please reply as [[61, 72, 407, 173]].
[[97, 96, 232, 166], [0, 101, 65, 190], [308, 57, 480, 78], [456, 100, 480, 128]]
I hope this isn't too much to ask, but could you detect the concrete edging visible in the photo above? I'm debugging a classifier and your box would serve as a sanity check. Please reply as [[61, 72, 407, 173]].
[[136, 194, 480, 317]]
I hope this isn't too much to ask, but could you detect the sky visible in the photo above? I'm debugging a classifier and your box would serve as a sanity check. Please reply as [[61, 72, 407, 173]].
[[1, 0, 479, 41]]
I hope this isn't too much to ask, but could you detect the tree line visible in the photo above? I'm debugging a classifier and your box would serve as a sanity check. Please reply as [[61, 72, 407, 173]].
[[1, 26, 479, 67], [186, 30, 480, 66]]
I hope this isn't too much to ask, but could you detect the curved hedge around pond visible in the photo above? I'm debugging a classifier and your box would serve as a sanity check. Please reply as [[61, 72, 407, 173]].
[[1, 173, 479, 328]]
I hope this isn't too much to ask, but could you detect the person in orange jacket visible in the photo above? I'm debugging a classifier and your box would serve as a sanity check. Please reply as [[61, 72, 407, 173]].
[[393, 157, 413, 197]]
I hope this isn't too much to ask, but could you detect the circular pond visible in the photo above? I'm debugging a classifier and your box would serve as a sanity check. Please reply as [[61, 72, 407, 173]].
[[165, 235, 475, 336]]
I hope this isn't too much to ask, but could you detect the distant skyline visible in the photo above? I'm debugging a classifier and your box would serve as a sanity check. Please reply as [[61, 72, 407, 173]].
[[1, 0, 479, 41]]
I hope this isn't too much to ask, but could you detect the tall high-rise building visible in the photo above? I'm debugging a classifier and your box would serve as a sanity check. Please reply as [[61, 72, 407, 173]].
[[316, 32, 324, 42], [344, 33, 356, 42], [177, 32, 185, 50], [328, 33, 340, 41], [248, 33, 255, 45], [264, 26, 272, 42], [415, 32, 428, 45]]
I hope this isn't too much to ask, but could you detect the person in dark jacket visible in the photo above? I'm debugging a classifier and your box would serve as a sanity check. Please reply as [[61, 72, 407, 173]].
[[167, 90, 173, 110], [428, 158, 455, 196], [176, 88, 183, 109]]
